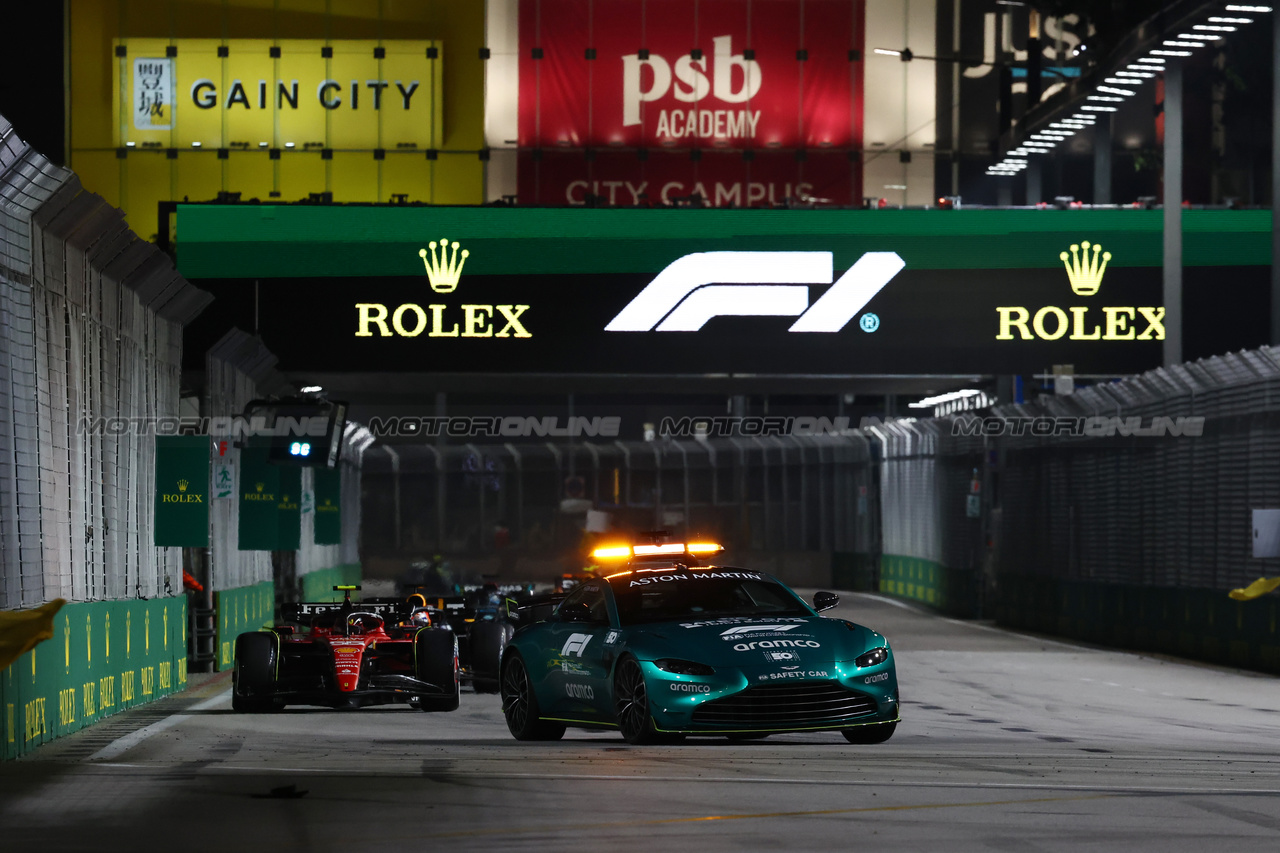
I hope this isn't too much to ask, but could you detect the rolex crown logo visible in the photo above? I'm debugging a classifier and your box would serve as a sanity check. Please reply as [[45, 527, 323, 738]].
[[178, 479, 188, 492], [256, 482, 264, 492], [419, 237, 470, 293], [1059, 241, 1110, 296]]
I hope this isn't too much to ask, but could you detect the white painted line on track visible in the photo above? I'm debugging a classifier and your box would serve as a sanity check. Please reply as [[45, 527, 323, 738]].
[[88, 689, 231, 762], [98, 765, 1280, 797]]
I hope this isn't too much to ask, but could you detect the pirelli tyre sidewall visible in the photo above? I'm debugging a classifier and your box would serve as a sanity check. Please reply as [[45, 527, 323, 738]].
[[468, 620, 511, 692], [415, 627, 460, 711], [233, 631, 278, 713]]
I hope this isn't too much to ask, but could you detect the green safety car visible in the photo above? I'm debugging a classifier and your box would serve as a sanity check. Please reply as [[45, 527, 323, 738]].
[[499, 541, 899, 744]]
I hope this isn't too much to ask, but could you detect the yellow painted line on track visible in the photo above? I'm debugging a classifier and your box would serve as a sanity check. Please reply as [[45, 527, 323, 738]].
[[417, 794, 1114, 840]]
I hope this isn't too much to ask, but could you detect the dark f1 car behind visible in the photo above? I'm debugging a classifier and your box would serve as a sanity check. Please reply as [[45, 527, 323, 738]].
[[232, 587, 460, 712], [398, 582, 526, 694]]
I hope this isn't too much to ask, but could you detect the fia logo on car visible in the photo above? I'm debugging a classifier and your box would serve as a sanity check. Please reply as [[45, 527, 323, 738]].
[[561, 633, 593, 657]]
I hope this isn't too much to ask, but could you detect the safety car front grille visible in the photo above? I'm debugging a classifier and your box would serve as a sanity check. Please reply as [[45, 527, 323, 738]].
[[690, 680, 877, 727]]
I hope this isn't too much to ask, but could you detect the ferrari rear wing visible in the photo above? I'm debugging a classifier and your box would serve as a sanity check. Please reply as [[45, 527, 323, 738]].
[[280, 601, 414, 623]]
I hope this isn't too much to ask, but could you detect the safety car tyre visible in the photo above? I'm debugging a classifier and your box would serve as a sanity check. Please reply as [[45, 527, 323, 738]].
[[841, 721, 897, 744], [614, 656, 679, 745], [415, 627, 460, 712], [232, 632, 277, 713], [468, 621, 509, 693], [500, 653, 566, 741]]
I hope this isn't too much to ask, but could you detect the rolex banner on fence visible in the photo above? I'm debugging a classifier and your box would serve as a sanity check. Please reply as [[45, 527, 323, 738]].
[[238, 444, 282, 550], [313, 467, 342, 545], [277, 466, 302, 550], [154, 436, 210, 547]]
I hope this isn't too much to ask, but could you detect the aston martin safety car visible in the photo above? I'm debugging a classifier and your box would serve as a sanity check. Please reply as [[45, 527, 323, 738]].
[[231, 586, 459, 711], [498, 542, 899, 744]]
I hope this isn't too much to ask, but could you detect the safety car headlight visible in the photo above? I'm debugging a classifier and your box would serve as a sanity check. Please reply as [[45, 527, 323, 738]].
[[855, 647, 889, 668], [654, 658, 716, 676]]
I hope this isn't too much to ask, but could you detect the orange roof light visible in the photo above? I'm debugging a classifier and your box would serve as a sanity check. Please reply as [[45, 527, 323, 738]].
[[686, 542, 724, 554], [633, 543, 686, 556], [591, 545, 633, 559]]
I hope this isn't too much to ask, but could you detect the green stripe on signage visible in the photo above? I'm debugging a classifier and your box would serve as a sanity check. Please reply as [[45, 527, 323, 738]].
[[176, 206, 1271, 280], [214, 582, 275, 672]]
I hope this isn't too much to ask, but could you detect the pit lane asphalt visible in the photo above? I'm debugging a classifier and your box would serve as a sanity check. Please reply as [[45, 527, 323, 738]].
[[4, 592, 1279, 852]]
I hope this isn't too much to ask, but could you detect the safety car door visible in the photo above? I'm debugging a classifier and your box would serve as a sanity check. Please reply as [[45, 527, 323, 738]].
[[544, 582, 612, 720]]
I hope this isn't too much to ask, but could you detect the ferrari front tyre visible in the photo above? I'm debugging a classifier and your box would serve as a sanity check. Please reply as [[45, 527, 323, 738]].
[[842, 721, 897, 744], [468, 621, 507, 694], [500, 653, 565, 741], [232, 632, 277, 713], [415, 628, 460, 712]]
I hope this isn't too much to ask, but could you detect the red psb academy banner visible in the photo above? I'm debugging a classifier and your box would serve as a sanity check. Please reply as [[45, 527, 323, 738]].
[[517, 0, 865, 206]]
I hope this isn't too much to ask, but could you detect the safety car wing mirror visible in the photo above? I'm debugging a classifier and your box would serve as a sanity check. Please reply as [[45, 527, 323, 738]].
[[813, 591, 840, 612]]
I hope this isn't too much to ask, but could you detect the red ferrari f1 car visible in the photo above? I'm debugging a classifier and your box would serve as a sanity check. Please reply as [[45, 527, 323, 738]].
[[231, 587, 459, 712]]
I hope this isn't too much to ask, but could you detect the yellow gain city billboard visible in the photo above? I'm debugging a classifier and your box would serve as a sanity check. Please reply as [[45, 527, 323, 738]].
[[112, 39, 443, 151]]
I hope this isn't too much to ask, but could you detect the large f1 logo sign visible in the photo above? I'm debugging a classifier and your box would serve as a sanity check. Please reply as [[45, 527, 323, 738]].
[[605, 251, 905, 332]]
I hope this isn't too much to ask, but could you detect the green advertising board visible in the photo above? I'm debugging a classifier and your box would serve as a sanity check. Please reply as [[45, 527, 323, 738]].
[[238, 445, 281, 550], [277, 467, 302, 550], [154, 436, 210, 547], [313, 467, 342, 545], [175, 206, 1273, 376], [213, 582, 276, 671], [2, 596, 189, 760]]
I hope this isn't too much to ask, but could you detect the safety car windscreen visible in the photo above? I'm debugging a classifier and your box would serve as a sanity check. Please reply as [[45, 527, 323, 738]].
[[609, 571, 810, 625]]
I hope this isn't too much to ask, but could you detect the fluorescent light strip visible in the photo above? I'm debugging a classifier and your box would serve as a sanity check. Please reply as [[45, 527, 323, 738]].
[[1177, 33, 1220, 40], [1136, 57, 1166, 63], [1225, 5, 1272, 12], [873, 48, 902, 56], [1208, 16, 1253, 23], [1087, 95, 1124, 102], [1151, 49, 1193, 56], [1081, 105, 1118, 112], [1162, 41, 1203, 47], [1193, 24, 1237, 31], [1097, 86, 1135, 96], [1115, 71, 1157, 78]]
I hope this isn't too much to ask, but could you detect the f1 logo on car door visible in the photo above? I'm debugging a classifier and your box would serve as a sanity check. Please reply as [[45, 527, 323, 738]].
[[561, 633, 593, 657]]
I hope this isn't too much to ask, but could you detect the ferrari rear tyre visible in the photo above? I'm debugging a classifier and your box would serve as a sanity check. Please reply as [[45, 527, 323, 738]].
[[842, 721, 897, 744], [232, 632, 278, 713], [468, 621, 508, 694], [501, 653, 565, 741], [415, 628, 460, 712], [614, 657, 676, 745]]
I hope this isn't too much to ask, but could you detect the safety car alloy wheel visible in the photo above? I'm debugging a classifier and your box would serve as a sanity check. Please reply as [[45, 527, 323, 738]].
[[501, 654, 565, 741], [614, 657, 675, 745]]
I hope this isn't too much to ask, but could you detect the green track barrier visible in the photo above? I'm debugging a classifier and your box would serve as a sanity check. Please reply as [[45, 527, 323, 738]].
[[878, 555, 979, 618], [213, 582, 275, 672], [2, 596, 190, 760], [299, 564, 362, 602], [995, 574, 1280, 675]]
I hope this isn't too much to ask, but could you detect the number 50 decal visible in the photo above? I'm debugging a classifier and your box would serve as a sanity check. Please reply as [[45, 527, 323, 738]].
[[604, 251, 905, 333]]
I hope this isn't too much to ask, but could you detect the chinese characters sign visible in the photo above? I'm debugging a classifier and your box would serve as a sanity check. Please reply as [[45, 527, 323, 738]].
[[112, 39, 443, 150]]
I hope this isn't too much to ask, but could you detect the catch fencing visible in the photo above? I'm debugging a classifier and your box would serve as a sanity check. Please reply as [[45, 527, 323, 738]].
[[0, 113, 210, 610]]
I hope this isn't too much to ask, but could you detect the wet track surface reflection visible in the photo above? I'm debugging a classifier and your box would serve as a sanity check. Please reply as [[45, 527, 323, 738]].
[[3, 593, 1279, 852]]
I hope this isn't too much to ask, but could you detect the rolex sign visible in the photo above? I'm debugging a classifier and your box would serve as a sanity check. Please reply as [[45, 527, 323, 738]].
[[154, 436, 210, 547]]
